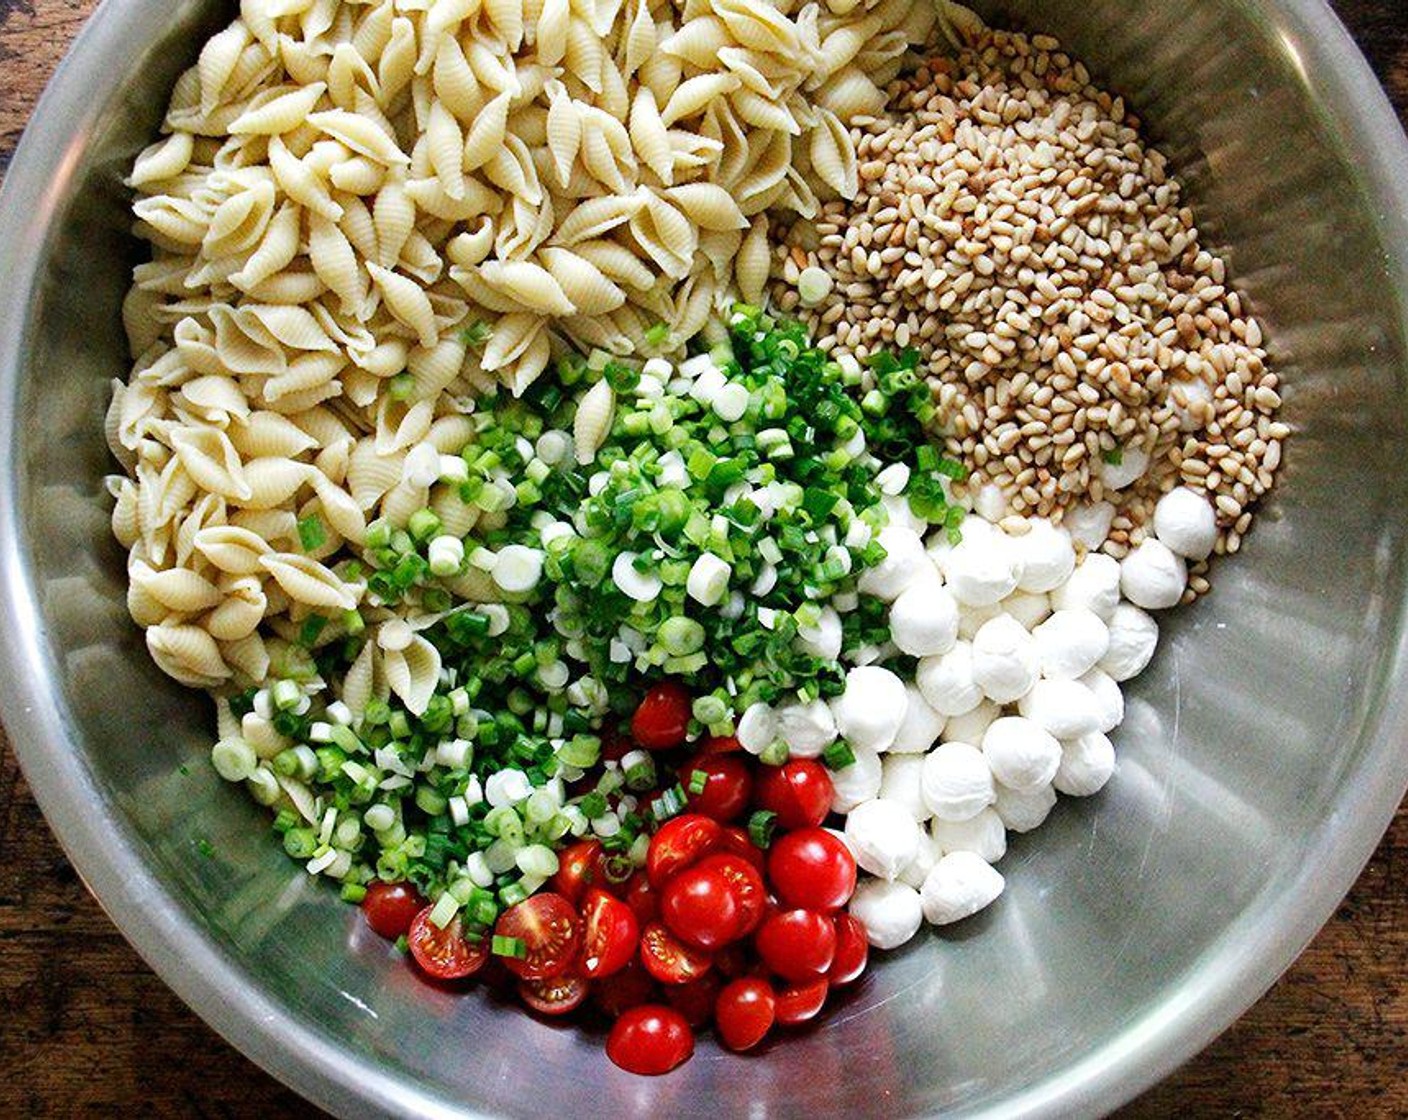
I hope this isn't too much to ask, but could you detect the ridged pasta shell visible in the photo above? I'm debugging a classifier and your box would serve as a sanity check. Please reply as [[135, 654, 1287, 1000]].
[[478, 259, 577, 316], [128, 132, 195, 188], [555, 194, 642, 245], [204, 575, 267, 641], [665, 182, 748, 231], [661, 72, 741, 127], [446, 217, 495, 267], [572, 239, 656, 290], [808, 106, 859, 197], [260, 552, 360, 611], [432, 35, 484, 122], [536, 0, 571, 66], [366, 262, 438, 346], [442, 565, 500, 602], [622, 0, 657, 77], [430, 485, 481, 537], [230, 81, 327, 135], [573, 378, 615, 465], [628, 88, 673, 184], [539, 247, 626, 316], [171, 426, 252, 502], [379, 479, 430, 526], [230, 410, 321, 458], [194, 524, 275, 574], [147, 621, 232, 687], [306, 109, 409, 166], [425, 414, 476, 453], [629, 189, 695, 279], [308, 212, 368, 316], [374, 396, 436, 455], [480, 312, 543, 372], [735, 215, 770, 304], [382, 633, 441, 716], [347, 439, 406, 509], [132, 560, 219, 615], [340, 637, 384, 716], [373, 175, 416, 267]]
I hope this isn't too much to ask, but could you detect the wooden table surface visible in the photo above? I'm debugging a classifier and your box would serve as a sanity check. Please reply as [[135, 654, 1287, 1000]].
[[1, 1, 1406, 1116]]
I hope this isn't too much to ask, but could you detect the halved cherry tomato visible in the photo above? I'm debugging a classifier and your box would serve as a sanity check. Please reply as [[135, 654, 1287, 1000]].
[[606, 1005, 694, 1075], [621, 871, 660, 926], [664, 971, 722, 1028], [551, 838, 608, 905], [519, 972, 589, 1016], [639, 920, 713, 985], [581, 887, 639, 979], [361, 880, 427, 940], [717, 825, 767, 873], [593, 959, 658, 1018], [681, 753, 753, 822], [660, 864, 743, 951], [754, 759, 834, 830], [774, 977, 829, 1025], [715, 977, 776, 1051], [693, 852, 766, 935], [698, 735, 743, 754], [408, 908, 488, 980], [827, 914, 869, 987], [494, 893, 581, 980], [768, 827, 857, 912], [646, 814, 722, 888], [631, 682, 692, 749], [755, 909, 836, 982]]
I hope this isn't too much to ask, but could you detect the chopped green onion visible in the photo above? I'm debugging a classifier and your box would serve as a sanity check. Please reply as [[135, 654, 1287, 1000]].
[[297, 515, 327, 553], [747, 810, 777, 848], [492, 934, 527, 959], [687, 769, 709, 796], [823, 740, 857, 770]]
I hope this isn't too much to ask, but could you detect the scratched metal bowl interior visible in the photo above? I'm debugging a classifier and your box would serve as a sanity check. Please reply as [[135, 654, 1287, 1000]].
[[2, 0, 1407, 1116]]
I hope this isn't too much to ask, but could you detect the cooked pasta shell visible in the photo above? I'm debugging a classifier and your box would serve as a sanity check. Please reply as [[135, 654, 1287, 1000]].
[[735, 214, 770, 304], [177, 374, 249, 425], [430, 484, 481, 537], [194, 524, 275, 574], [172, 426, 252, 502], [478, 259, 577, 316], [366, 263, 438, 346], [236, 456, 314, 509], [661, 72, 741, 127], [446, 217, 495, 267], [815, 66, 886, 120], [308, 212, 368, 316], [261, 552, 360, 611], [442, 564, 499, 602], [665, 182, 748, 230], [622, 0, 658, 77], [229, 81, 327, 135], [381, 633, 440, 716], [808, 107, 858, 198], [565, 18, 605, 95], [629, 189, 695, 279], [485, 0, 525, 50], [572, 239, 656, 290], [306, 109, 408, 166], [347, 439, 406, 509], [130, 560, 225, 614], [147, 621, 232, 687], [372, 175, 416, 267], [374, 396, 436, 454], [111, 478, 142, 548], [407, 334, 468, 398], [536, 0, 571, 66], [379, 479, 430, 525], [659, 16, 728, 68], [539, 247, 626, 315], [204, 576, 267, 641], [479, 312, 543, 372], [544, 84, 581, 189], [229, 409, 320, 458], [573, 378, 615, 466], [553, 194, 642, 244], [713, 0, 801, 54], [628, 87, 673, 184], [340, 638, 381, 716], [128, 132, 196, 188], [425, 414, 476, 454], [268, 135, 342, 221], [197, 23, 252, 115]]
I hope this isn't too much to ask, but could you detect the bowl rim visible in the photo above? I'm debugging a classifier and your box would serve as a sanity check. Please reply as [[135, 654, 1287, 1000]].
[[2, 0, 1407, 1116]]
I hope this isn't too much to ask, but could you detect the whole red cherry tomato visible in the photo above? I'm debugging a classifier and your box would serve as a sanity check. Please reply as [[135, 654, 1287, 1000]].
[[551, 838, 608, 904], [621, 871, 660, 926], [593, 959, 657, 1018], [681, 753, 754, 822], [580, 887, 639, 979], [660, 864, 743, 951], [361, 880, 426, 940], [606, 1005, 695, 1075], [646, 814, 722, 888], [494, 893, 581, 980], [715, 977, 776, 1051], [664, 971, 723, 1028], [693, 853, 766, 935], [639, 921, 713, 985], [754, 909, 836, 982], [827, 914, 869, 986], [774, 977, 829, 1025], [754, 759, 834, 830], [698, 735, 743, 754], [518, 972, 589, 1016], [717, 825, 767, 872], [767, 827, 857, 912], [407, 908, 488, 980], [632, 682, 692, 749]]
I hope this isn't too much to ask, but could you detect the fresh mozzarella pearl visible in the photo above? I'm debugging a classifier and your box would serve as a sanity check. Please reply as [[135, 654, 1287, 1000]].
[[930, 807, 1007, 864], [776, 699, 837, 758], [898, 828, 945, 888], [994, 781, 1057, 832], [1170, 375, 1214, 431], [982, 716, 1061, 792], [1119, 539, 1187, 610], [881, 493, 928, 534], [920, 851, 1005, 925], [1079, 667, 1125, 732], [890, 685, 947, 753], [857, 526, 931, 601], [881, 753, 932, 822], [795, 604, 843, 661], [942, 698, 1001, 745], [920, 742, 995, 822], [916, 641, 984, 716], [1153, 486, 1218, 561], [971, 614, 1040, 704], [1001, 590, 1051, 631], [830, 746, 884, 812], [971, 482, 1007, 522], [1017, 678, 1103, 739], [942, 530, 1024, 607], [849, 878, 924, 949], [1063, 500, 1116, 550], [1033, 609, 1110, 680], [956, 598, 1005, 641], [1100, 603, 1159, 681], [844, 798, 923, 880], [1097, 445, 1150, 490], [736, 702, 777, 755], [889, 581, 960, 657], [1049, 553, 1122, 620], [1014, 520, 1075, 593], [1054, 731, 1116, 796], [831, 665, 908, 752]]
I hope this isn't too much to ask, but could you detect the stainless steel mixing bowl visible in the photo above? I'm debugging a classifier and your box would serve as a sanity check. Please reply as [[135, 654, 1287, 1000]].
[[1, 0, 1406, 1115]]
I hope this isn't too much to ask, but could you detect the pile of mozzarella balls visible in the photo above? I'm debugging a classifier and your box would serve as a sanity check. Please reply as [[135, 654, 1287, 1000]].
[[736, 485, 1217, 951]]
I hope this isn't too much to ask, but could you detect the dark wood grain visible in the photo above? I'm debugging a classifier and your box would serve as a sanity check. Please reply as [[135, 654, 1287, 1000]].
[[0, 1, 1405, 1116]]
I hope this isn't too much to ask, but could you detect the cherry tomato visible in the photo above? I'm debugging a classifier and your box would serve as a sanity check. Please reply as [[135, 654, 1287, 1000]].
[[754, 909, 836, 983], [768, 827, 857, 912], [606, 1005, 694, 1075], [408, 908, 488, 980], [518, 972, 589, 1016], [361, 880, 427, 940], [699, 734, 743, 754], [646, 814, 722, 888], [639, 920, 713, 985], [754, 759, 834, 830], [631, 681, 692, 749], [664, 971, 722, 1028], [681, 753, 753, 822], [827, 914, 869, 987], [621, 872, 660, 926], [660, 864, 743, 951], [593, 959, 658, 1018], [774, 978, 829, 1025], [713, 942, 750, 979], [551, 838, 608, 905], [717, 825, 767, 873], [693, 853, 766, 935], [494, 893, 581, 980], [581, 887, 639, 979], [715, 977, 776, 1051]]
